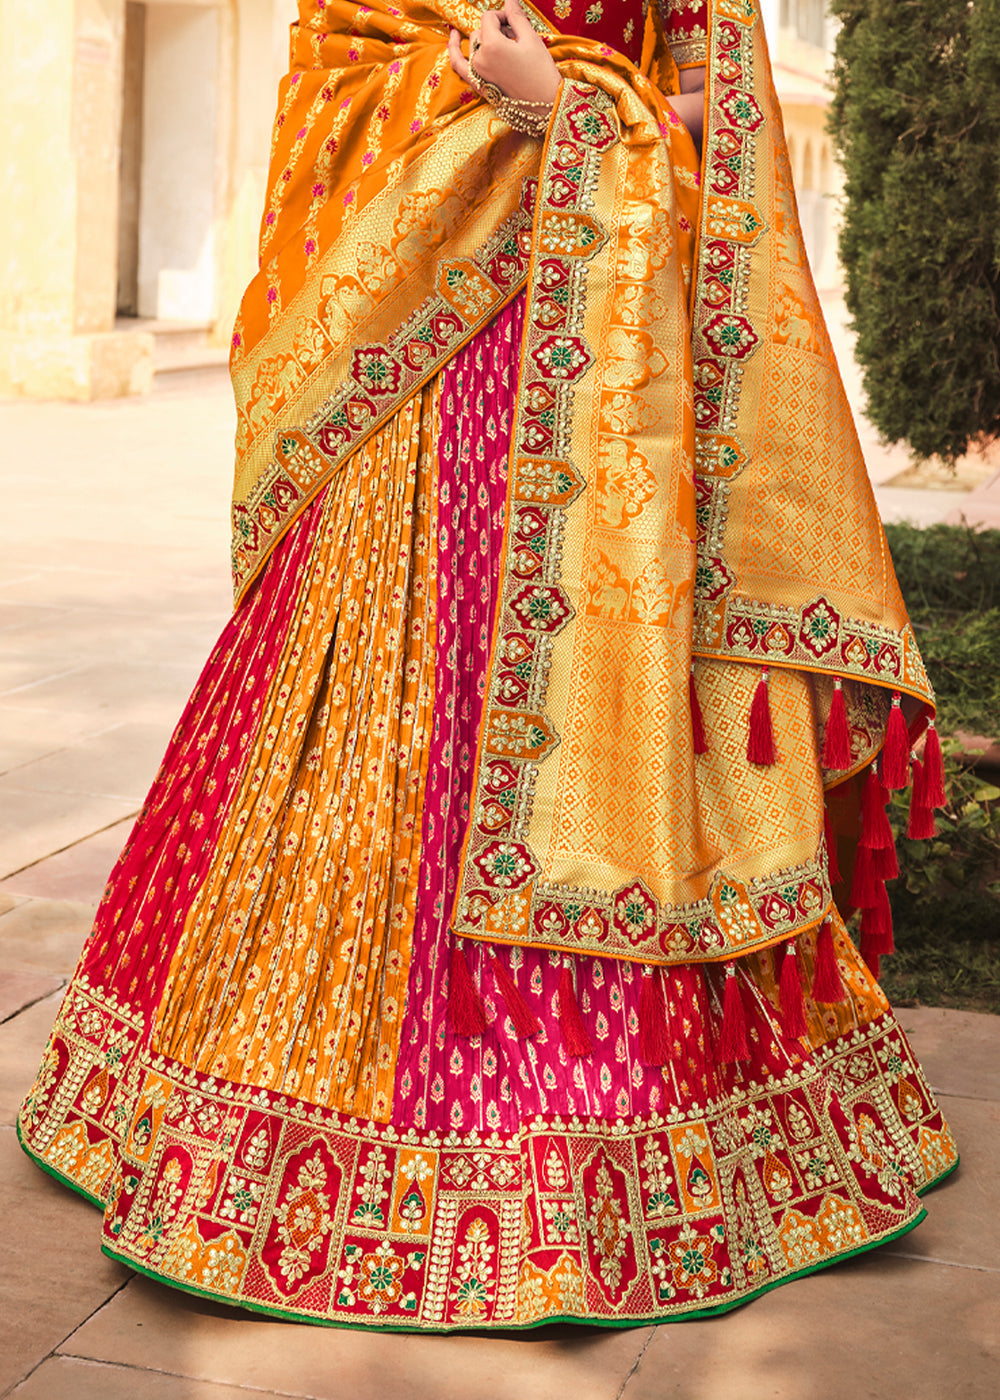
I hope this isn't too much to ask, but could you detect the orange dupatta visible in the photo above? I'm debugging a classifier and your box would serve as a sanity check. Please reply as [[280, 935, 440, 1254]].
[[228, 0, 935, 970]]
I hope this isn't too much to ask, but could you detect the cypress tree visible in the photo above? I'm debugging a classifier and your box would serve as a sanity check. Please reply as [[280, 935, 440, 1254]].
[[828, 0, 1000, 462]]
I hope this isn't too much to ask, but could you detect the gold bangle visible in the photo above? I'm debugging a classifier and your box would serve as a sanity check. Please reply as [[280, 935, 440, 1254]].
[[467, 54, 552, 139]]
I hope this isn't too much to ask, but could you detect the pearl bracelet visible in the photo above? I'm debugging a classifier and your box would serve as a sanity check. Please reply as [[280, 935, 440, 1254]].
[[468, 55, 553, 139]]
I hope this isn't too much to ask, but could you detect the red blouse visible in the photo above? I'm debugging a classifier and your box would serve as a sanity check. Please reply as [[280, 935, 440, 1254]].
[[531, 0, 709, 70], [532, 0, 649, 66]]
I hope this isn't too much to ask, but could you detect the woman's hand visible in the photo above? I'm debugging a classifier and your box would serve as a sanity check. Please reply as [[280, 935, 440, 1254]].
[[447, 0, 561, 105]]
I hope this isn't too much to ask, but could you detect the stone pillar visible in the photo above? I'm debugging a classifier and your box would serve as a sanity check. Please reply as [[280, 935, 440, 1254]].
[[0, 0, 154, 399]]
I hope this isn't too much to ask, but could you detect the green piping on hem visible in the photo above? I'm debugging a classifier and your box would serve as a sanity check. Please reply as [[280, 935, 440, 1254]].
[[100, 1208, 931, 1334], [18, 1111, 961, 1333], [16, 1116, 106, 1210]]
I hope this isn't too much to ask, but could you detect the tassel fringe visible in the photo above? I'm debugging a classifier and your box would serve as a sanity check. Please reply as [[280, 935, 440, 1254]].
[[639, 968, 672, 1065], [558, 961, 593, 1058], [849, 842, 882, 910], [689, 668, 708, 755], [448, 943, 488, 1037], [860, 882, 895, 957], [881, 692, 910, 790], [747, 667, 777, 766], [490, 953, 540, 1039], [859, 764, 893, 851], [778, 942, 808, 1040], [811, 919, 844, 1003], [907, 758, 938, 840], [719, 966, 750, 1062], [822, 678, 852, 769], [923, 721, 947, 808]]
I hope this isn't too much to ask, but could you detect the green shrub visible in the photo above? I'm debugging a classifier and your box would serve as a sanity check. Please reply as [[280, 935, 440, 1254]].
[[829, 0, 1000, 462], [871, 525, 1000, 1010]]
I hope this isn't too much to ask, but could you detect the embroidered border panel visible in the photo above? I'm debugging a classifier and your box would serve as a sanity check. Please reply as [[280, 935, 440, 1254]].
[[19, 981, 957, 1329]]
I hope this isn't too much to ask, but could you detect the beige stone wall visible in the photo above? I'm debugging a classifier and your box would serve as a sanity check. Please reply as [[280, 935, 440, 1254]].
[[0, 0, 838, 401], [763, 2, 844, 291], [0, 0, 294, 400]]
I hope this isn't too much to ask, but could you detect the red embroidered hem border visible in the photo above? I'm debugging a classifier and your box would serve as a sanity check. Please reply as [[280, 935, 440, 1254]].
[[19, 981, 958, 1330]]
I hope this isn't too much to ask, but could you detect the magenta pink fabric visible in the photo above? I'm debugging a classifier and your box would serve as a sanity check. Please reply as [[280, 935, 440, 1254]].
[[391, 297, 794, 1133]]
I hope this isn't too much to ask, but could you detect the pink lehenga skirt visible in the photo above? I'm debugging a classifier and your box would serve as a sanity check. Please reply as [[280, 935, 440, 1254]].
[[18, 296, 958, 1329]]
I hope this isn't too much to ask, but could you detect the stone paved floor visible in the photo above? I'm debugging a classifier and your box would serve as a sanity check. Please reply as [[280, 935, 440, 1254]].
[[2, 314, 999, 1398]]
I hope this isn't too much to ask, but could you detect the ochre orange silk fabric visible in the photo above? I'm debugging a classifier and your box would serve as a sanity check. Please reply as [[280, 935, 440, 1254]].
[[226, 1, 934, 974]]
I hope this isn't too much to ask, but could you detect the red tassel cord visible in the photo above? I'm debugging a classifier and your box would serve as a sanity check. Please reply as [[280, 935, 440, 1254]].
[[558, 960, 593, 1058], [719, 965, 750, 1062], [811, 919, 844, 1003], [778, 942, 808, 1040], [678, 967, 711, 1094], [822, 678, 852, 770], [747, 667, 777, 766], [881, 691, 911, 790], [907, 758, 938, 840], [689, 667, 708, 755], [639, 967, 672, 1066], [922, 720, 947, 808], [448, 942, 488, 1037], [870, 840, 899, 882], [859, 764, 893, 851], [860, 882, 895, 957], [823, 806, 844, 885], [490, 952, 540, 1039], [849, 842, 882, 910]]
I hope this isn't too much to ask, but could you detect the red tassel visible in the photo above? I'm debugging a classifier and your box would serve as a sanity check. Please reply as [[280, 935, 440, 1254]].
[[849, 843, 882, 910], [679, 967, 710, 1092], [747, 667, 777, 766], [881, 692, 910, 790], [719, 966, 750, 1062], [558, 961, 592, 1058], [448, 944, 488, 1037], [907, 760, 938, 840], [823, 806, 843, 885], [811, 919, 844, 1002], [922, 721, 947, 808], [860, 764, 893, 851], [860, 882, 895, 956], [822, 678, 852, 769], [490, 953, 540, 1039], [871, 841, 899, 881], [690, 668, 708, 755], [639, 968, 672, 1065], [778, 942, 808, 1040]]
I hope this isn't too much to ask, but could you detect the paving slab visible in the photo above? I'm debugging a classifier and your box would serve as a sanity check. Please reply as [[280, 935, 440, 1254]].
[[0, 783, 136, 883], [0, 661, 206, 728], [0, 706, 124, 781], [60, 1278, 651, 1400], [0, 989, 64, 1125], [619, 1251, 1000, 1400], [0, 605, 225, 669], [897, 1006, 1000, 1102], [0, 898, 94, 976], [0, 969, 65, 1024], [882, 1094, 998, 1272], [0, 819, 133, 904], [0, 1128, 129, 1397], [5, 722, 170, 803], [7, 1356, 281, 1400]]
